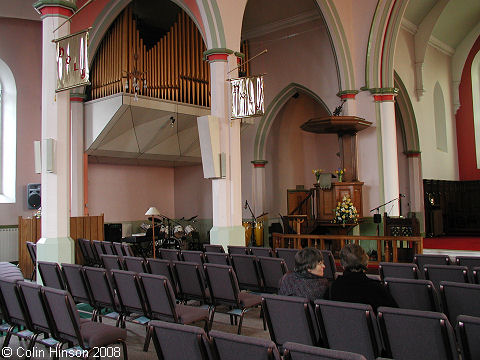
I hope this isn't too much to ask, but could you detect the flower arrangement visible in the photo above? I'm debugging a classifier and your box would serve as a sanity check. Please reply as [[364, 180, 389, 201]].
[[312, 169, 322, 183], [335, 168, 346, 182], [332, 195, 359, 225]]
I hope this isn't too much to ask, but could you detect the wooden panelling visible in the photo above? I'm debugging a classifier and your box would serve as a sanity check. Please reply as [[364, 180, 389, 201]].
[[17, 215, 104, 277]]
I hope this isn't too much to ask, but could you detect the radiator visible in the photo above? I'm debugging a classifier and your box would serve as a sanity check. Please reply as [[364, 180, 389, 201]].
[[0, 228, 18, 262]]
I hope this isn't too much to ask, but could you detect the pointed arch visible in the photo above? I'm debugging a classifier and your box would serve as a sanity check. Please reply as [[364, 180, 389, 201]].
[[253, 83, 330, 161], [394, 71, 420, 153]]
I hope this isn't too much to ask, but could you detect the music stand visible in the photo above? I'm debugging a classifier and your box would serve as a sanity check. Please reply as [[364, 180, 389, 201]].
[[145, 206, 161, 258]]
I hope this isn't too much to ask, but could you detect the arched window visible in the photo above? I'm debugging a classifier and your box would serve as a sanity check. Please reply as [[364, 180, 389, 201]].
[[472, 51, 480, 168], [0, 59, 17, 203], [433, 82, 447, 152]]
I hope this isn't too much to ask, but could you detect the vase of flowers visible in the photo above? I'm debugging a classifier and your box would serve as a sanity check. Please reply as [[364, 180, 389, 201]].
[[335, 168, 345, 182], [332, 195, 359, 226], [312, 169, 322, 184]]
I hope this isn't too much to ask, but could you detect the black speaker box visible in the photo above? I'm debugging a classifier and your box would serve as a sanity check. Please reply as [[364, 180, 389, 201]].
[[27, 183, 41, 210]]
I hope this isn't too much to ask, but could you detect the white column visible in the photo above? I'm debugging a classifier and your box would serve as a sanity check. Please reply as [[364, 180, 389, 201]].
[[207, 51, 244, 248], [70, 92, 85, 217], [338, 92, 358, 116], [377, 93, 400, 216], [35, 2, 76, 273]]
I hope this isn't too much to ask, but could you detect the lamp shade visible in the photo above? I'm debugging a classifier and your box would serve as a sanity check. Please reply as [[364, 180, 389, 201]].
[[145, 206, 161, 216]]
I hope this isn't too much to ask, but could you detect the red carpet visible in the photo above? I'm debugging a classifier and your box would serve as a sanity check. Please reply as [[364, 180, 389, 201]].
[[423, 236, 480, 251]]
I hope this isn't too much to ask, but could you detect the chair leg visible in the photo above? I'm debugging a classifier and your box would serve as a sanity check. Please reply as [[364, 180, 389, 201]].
[[237, 309, 247, 335], [25, 333, 39, 360], [143, 326, 151, 352], [121, 340, 128, 360], [208, 306, 216, 330], [1, 325, 15, 348]]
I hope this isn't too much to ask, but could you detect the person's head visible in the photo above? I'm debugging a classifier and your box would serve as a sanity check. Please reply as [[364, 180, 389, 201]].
[[339, 243, 368, 272], [294, 247, 325, 276]]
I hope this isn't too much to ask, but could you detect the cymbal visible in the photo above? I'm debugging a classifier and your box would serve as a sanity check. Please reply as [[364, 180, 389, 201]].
[[256, 212, 268, 219]]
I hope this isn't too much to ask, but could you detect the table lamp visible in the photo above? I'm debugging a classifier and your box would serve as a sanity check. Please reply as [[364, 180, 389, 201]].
[[145, 206, 161, 258]]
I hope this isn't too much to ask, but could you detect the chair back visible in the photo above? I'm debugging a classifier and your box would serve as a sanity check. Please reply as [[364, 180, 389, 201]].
[[204, 263, 241, 307], [42, 286, 83, 345], [205, 252, 230, 265], [0, 277, 27, 327], [111, 269, 146, 315], [103, 241, 116, 255], [228, 245, 250, 255], [17, 281, 51, 333], [147, 258, 178, 295], [262, 294, 320, 348], [257, 256, 287, 293], [139, 273, 177, 321], [78, 238, 97, 265], [384, 277, 440, 312], [275, 248, 298, 272], [26, 241, 37, 263], [250, 247, 273, 257], [160, 248, 181, 261], [150, 320, 210, 360], [230, 254, 262, 292], [122, 243, 135, 257], [173, 261, 209, 303], [101, 254, 124, 271], [113, 242, 125, 257], [474, 266, 480, 284], [182, 250, 205, 264], [379, 262, 419, 281], [37, 261, 65, 290], [92, 240, 106, 262], [210, 329, 281, 360], [283, 342, 368, 360], [320, 250, 337, 280], [377, 306, 458, 360], [424, 264, 469, 290], [414, 254, 450, 277], [203, 244, 225, 253], [123, 256, 147, 273], [455, 256, 480, 281], [440, 281, 480, 323], [315, 299, 381, 360], [457, 315, 480, 360], [82, 266, 118, 311], [61, 263, 91, 305]]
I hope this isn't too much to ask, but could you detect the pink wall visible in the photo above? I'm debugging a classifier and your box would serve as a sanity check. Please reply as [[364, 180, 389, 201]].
[[0, 18, 42, 225], [87, 163, 175, 222], [265, 93, 336, 216], [173, 165, 212, 219]]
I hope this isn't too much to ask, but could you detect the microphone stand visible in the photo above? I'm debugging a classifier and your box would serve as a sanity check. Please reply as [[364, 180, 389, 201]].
[[244, 200, 256, 247], [370, 195, 404, 236]]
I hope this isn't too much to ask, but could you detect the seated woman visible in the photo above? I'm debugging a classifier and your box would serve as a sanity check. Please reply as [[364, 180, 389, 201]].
[[329, 243, 397, 312], [278, 247, 328, 301]]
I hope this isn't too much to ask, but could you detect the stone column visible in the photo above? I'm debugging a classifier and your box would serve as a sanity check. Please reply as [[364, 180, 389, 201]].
[[70, 92, 85, 216], [34, 0, 76, 273], [204, 49, 244, 248], [373, 89, 400, 216]]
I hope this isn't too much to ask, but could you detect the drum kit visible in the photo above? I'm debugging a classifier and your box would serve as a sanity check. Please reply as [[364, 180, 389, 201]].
[[242, 200, 268, 247], [147, 215, 198, 253]]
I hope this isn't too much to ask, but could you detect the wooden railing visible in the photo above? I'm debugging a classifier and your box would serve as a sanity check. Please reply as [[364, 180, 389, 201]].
[[18, 215, 104, 278], [272, 233, 423, 264]]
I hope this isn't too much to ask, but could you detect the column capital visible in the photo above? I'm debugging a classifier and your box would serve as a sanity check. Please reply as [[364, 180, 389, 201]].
[[337, 90, 359, 100], [203, 48, 234, 62], [251, 160, 268, 168], [370, 87, 399, 102], [70, 92, 86, 103], [34, 0, 76, 18]]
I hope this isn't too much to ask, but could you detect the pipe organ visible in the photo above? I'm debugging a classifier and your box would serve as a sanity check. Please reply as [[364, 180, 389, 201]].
[[89, 5, 250, 107]]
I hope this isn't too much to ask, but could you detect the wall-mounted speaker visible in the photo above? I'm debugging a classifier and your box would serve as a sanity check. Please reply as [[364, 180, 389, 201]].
[[27, 183, 41, 210]]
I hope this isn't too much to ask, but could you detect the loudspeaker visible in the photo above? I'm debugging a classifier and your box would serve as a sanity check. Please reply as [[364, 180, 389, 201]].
[[197, 115, 221, 179], [27, 183, 41, 210], [373, 213, 382, 223]]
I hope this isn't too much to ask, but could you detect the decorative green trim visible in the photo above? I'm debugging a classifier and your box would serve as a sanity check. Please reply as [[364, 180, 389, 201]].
[[209, 0, 225, 47], [234, 51, 245, 59], [33, 0, 77, 12], [254, 83, 331, 160], [70, 92, 87, 99], [394, 71, 421, 153], [404, 150, 421, 155], [0, 225, 18, 229], [200, 0, 218, 48], [336, 90, 359, 97], [251, 160, 268, 165], [203, 47, 233, 60], [369, 87, 399, 95]]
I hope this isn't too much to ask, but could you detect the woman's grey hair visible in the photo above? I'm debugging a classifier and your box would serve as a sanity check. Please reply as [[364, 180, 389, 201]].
[[294, 247, 324, 273], [340, 243, 368, 271]]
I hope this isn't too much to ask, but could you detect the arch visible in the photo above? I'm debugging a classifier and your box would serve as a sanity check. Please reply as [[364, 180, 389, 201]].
[[0, 58, 16, 203], [366, 0, 408, 89], [394, 71, 420, 153], [253, 83, 330, 161], [471, 50, 480, 167], [314, 0, 355, 91]]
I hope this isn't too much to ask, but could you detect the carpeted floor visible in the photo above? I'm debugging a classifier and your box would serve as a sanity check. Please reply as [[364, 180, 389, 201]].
[[423, 236, 480, 251]]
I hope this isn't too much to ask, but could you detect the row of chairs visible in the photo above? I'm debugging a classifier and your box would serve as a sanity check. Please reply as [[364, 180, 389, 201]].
[[261, 293, 480, 360], [37, 260, 264, 337], [151, 319, 370, 360], [0, 276, 127, 359], [77, 238, 134, 267]]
